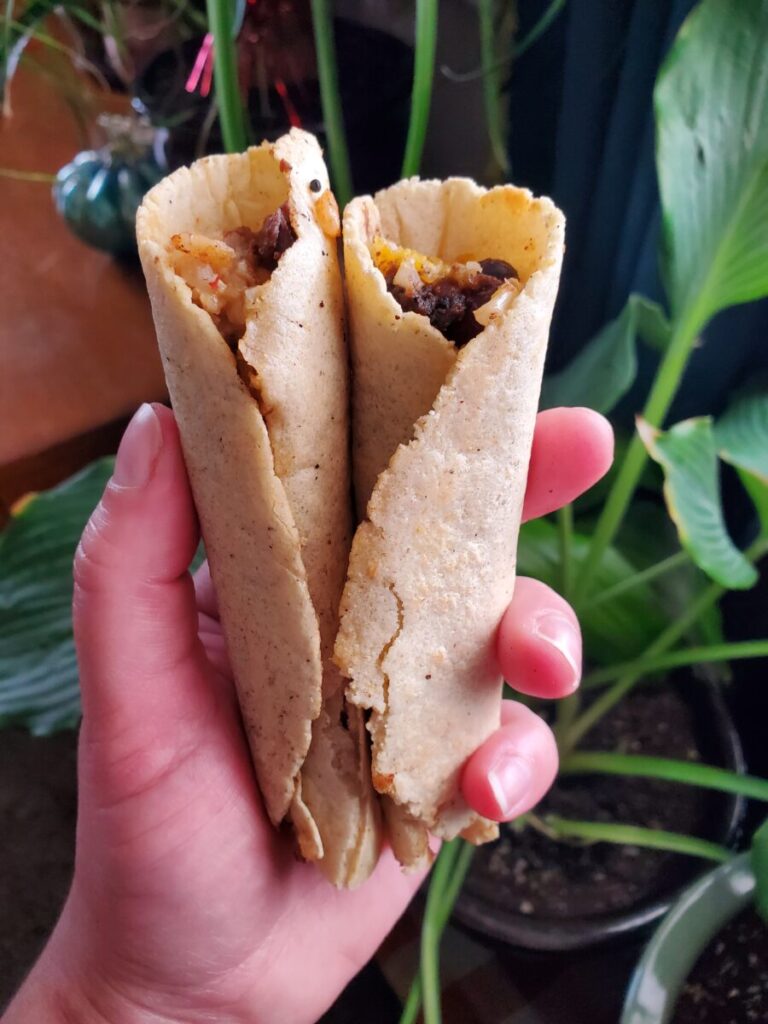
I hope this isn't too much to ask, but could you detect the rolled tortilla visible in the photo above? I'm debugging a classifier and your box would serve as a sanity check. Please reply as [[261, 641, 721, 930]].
[[335, 178, 565, 858], [137, 129, 380, 887]]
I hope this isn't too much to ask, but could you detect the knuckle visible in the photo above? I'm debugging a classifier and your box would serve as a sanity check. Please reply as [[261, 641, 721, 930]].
[[72, 503, 121, 595]]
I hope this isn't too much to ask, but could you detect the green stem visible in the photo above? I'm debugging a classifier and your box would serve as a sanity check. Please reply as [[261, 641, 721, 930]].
[[564, 537, 767, 752], [402, 841, 474, 1024], [541, 815, 731, 863], [583, 639, 768, 690], [563, 585, 722, 751], [309, 0, 353, 207], [399, 976, 423, 1024], [478, 0, 509, 174], [558, 504, 574, 599], [514, 0, 567, 59], [441, 0, 567, 82], [573, 303, 707, 605], [437, 841, 475, 930], [401, 0, 439, 178], [561, 751, 768, 802], [420, 841, 459, 1024], [561, 580, 723, 753], [584, 550, 690, 610], [206, 0, 247, 153], [0, 168, 56, 183], [421, 910, 441, 1024], [554, 693, 580, 746]]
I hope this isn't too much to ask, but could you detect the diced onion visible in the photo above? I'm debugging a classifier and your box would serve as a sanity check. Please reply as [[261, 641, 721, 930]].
[[473, 279, 523, 326]]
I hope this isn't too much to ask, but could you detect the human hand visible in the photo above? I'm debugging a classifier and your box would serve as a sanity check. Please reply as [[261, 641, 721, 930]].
[[4, 403, 611, 1024]]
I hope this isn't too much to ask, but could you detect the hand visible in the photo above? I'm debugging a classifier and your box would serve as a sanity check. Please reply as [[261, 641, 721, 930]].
[[4, 403, 611, 1024]]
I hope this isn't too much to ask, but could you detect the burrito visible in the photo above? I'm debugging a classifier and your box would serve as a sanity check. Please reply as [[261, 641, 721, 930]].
[[335, 179, 565, 864], [136, 129, 380, 888]]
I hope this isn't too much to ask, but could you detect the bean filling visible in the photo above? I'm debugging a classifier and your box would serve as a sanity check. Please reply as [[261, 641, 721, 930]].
[[371, 237, 519, 347]]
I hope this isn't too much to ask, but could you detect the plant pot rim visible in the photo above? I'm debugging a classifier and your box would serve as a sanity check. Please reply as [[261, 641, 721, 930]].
[[453, 678, 746, 952], [620, 852, 755, 1024]]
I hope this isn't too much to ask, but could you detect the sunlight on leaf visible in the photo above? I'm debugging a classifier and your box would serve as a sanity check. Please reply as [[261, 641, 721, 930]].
[[655, 0, 768, 328], [638, 417, 757, 589]]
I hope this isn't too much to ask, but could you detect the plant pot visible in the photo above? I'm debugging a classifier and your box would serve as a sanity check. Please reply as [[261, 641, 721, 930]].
[[621, 853, 757, 1024], [453, 678, 745, 952]]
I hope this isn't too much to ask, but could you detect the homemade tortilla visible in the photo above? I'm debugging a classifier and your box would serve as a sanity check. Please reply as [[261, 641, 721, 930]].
[[335, 178, 565, 857], [137, 129, 380, 887]]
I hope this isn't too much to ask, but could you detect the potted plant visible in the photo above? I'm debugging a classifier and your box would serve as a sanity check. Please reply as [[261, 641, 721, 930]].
[[401, 0, 768, 1015], [621, 820, 768, 1023]]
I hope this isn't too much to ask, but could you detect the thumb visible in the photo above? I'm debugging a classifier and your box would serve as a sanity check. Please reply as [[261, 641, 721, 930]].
[[73, 403, 204, 747]]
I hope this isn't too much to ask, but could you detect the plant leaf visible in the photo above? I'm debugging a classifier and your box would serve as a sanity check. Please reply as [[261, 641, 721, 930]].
[[654, 0, 768, 327], [1, 0, 63, 110], [714, 390, 768, 534], [617, 499, 726, 660], [0, 459, 113, 733], [638, 416, 757, 589], [752, 816, 768, 924], [0, 459, 206, 735], [540, 295, 669, 414], [634, 295, 673, 353], [573, 431, 661, 516], [518, 519, 667, 664]]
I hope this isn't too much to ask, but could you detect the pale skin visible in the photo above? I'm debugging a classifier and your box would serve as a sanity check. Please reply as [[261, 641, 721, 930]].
[[3, 402, 612, 1024]]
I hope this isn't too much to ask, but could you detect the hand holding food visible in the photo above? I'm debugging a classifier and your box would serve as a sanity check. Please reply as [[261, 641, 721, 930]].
[[337, 177, 564, 865], [136, 128, 568, 887]]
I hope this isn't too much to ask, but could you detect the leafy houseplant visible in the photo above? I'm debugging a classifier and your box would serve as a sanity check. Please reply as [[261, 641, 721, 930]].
[[1, 0, 768, 1022], [401, 0, 768, 1019]]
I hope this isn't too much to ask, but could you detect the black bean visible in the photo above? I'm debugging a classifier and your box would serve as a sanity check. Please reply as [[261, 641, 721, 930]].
[[479, 258, 517, 280]]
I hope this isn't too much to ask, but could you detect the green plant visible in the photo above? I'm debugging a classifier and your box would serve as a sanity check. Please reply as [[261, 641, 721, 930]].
[[1, 0, 204, 117], [0, 461, 113, 733], [309, 0, 351, 206], [206, 0, 246, 153], [400, 0, 768, 1020]]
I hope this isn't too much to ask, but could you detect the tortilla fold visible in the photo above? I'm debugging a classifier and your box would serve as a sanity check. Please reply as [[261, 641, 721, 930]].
[[335, 178, 565, 857], [137, 129, 380, 887]]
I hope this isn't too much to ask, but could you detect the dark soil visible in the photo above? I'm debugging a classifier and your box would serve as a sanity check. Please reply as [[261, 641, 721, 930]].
[[673, 908, 768, 1023], [0, 729, 78, 1008], [462, 686, 733, 920]]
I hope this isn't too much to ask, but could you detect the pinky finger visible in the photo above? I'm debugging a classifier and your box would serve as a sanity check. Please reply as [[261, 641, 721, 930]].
[[461, 703, 558, 821]]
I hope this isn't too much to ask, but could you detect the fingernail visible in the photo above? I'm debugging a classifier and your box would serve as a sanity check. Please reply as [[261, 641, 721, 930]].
[[488, 752, 533, 819], [113, 404, 163, 489], [533, 611, 581, 691]]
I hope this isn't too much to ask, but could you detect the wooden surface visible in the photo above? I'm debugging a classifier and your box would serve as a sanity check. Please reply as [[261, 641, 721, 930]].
[[0, 54, 166, 497]]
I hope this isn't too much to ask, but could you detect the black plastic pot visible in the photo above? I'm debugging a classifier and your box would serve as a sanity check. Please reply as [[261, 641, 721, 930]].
[[453, 679, 746, 952]]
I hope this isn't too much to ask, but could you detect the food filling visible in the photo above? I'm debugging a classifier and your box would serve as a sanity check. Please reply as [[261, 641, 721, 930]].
[[168, 203, 296, 346], [370, 237, 520, 346]]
